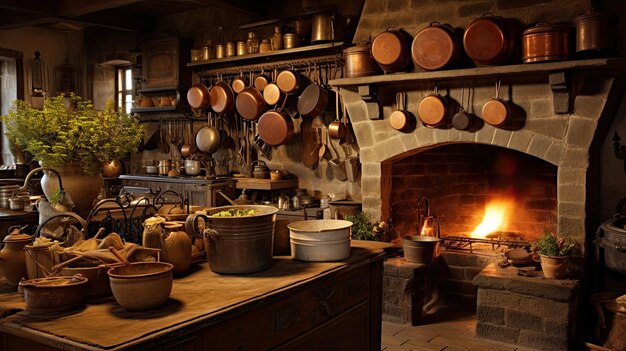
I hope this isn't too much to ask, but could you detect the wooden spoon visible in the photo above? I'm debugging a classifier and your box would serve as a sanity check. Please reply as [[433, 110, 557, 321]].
[[317, 127, 327, 160]]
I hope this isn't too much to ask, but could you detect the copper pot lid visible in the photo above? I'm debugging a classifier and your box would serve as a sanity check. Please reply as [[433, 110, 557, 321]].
[[235, 88, 266, 120], [522, 22, 574, 35], [412, 24, 456, 70], [277, 70, 300, 94], [258, 110, 294, 146], [418, 95, 447, 127], [209, 82, 234, 114], [372, 30, 404, 66], [263, 83, 283, 105], [463, 17, 507, 64]]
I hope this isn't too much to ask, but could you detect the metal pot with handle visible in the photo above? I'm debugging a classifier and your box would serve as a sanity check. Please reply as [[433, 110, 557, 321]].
[[195, 112, 221, 153]]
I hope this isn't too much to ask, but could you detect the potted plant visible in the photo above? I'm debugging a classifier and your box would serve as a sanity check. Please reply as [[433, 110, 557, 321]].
[[533, 232, 575, 279], [2, 94, 143, 217]]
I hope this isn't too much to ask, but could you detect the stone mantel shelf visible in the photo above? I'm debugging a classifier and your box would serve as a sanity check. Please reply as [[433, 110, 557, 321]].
[[329, 58, 626, 119]]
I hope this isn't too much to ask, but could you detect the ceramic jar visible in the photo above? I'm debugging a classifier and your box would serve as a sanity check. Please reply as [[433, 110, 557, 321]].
[[162, 223, 192, 274], [271, 25, 283, 51], [142, 216, 166, 250], [0, 226, 33, 285]]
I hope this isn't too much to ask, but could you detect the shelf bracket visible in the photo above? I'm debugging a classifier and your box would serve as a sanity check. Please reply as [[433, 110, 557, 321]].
[[549, 72, 570, 114], [358, 85, 382, 120]]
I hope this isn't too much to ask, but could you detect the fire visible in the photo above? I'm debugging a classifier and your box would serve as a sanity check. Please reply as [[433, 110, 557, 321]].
[[471, 199, 514, 238]]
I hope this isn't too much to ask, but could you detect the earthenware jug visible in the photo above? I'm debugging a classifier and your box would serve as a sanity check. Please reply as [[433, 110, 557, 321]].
[[161, 223, 192, 274], [0, 226, 33, 285]]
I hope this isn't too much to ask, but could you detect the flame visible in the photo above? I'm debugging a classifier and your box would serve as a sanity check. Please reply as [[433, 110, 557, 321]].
[[471, 199, 514, 238]]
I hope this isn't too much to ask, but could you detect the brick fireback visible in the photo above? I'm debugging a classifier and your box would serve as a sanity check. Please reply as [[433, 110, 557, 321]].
[[388, 143, 557, 242]]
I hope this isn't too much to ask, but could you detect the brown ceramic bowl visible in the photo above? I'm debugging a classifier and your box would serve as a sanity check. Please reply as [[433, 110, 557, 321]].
[[19, 275, 89, 314], [108, 262, 173, 311]]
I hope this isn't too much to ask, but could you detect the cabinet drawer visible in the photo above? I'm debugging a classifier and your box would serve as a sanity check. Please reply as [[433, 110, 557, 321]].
[[187, 265, 371, 350]]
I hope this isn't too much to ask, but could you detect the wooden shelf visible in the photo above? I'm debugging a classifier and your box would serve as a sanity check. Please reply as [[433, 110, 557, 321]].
[[186, 41, 346, 72], [329, 58, 625, 87], [233, 177, 298, 190], [329, 58, 626, 118], [130, 105, 177, 113]]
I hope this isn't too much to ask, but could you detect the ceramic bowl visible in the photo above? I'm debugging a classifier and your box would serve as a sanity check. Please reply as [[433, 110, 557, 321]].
[[108, 262, 173, 311]]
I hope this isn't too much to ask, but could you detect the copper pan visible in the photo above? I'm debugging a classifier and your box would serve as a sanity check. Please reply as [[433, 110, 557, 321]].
[[263, 69, 286, 106], [389, 92, 416, 132], [276, 69, 301, 95], [463, 14, 515, 65], [482, 80, 510, 127], [371, 27, 413, 73], [187, 82, 211, 110], [297, 63, 329, 118], [236, 87, 266, 121], [412, 22, 461, 71], [231, 72, 249, 94], [258, 110, 294, 146], [328, 90, 346, 139], [418, 85, 448, 128], [210, 79, 235, 114]]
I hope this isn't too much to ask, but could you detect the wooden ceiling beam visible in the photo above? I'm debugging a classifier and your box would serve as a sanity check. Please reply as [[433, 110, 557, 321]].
[[57, 0, 144, 18]]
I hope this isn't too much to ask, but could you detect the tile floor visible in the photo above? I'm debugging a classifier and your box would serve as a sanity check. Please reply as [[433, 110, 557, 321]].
[[380, 309, 540, 351]]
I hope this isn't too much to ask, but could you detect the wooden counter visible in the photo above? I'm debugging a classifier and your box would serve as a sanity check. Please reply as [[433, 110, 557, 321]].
[[0, 240, 391, 351]]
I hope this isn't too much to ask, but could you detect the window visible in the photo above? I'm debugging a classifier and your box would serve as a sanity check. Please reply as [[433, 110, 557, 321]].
[[116, 67, 133, 113]]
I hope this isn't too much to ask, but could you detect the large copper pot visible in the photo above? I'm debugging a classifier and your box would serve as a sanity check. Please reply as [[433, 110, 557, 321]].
[[412, 22, 461, 71], [573, 12, 618, 56], [463, 15, 516, 65], [371, 28, 413, 73], [343, 43, 381, 78], [522, 23, 574, 63]]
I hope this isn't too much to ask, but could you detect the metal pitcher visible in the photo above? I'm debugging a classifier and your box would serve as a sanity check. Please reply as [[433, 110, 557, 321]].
[[311, 12, 334, 43]]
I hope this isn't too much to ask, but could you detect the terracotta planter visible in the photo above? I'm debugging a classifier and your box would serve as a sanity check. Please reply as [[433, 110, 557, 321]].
[[540, 254, 569, 279], [41, 163, 103, 218]]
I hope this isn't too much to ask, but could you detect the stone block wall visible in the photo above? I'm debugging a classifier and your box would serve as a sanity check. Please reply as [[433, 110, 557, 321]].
[[439, 252, 492, 307], [382, 256, 431, 325], [473, 264, 579, 351]]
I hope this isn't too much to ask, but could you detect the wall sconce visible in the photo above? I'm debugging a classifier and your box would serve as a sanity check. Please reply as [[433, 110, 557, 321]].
[[30, 51, 48, 97]]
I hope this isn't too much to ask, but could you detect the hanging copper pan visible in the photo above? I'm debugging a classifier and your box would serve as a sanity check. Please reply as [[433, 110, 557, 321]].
[[263, 69, 286, 106], [297, 64, 329, 118], [258, 110, 294, 146], [231, 73, 249, 94], [418, 86, 448, 128], [276, 69, 301, 95], [210, 81, 235, 114], [482, 80, 510, 127], [389, 92, 416, 132], [328, 90, 346, 139], [187, 82, 211, 110], [236, 87, 266, 121]]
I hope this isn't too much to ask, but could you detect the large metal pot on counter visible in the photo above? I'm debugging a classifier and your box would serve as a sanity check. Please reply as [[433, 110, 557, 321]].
[[288, 219, 352, 262], [185, 205, 278, 274]]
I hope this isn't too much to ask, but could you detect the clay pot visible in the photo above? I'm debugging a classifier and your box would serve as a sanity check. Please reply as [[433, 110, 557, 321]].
[[161, 224, 192, 274], [41, 163, 104, 219], [0, 226, 32, 285], [540, 254, 569, 279], [19, 275, 89, 314]]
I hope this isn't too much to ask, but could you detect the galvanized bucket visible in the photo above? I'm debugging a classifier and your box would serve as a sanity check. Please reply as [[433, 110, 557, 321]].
[[402, 235, 440, 264], [186, 205, 278, 274]]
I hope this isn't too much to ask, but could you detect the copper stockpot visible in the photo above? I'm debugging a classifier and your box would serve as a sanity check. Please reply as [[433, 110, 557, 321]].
[[573, 12, 618, 56], [522, 23, 574, 63], [343, 43, 381, 78], [236, 87, 266, 121], [463, 15, 515, 65], [412, 22, 461, 71], [371, 28, 413, 72]]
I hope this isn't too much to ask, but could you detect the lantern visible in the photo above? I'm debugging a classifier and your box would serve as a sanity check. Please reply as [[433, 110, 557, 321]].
[[30, 51, 47, 96]]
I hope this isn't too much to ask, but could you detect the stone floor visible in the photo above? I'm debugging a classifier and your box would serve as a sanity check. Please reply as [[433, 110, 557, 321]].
[[381, 309, 540, 351]]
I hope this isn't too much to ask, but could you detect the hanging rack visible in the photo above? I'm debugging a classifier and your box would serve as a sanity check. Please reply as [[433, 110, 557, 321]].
[[195, 55, 343, 77]]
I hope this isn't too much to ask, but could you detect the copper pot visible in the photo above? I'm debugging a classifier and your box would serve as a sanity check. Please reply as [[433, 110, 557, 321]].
[[418, 86, 448, 128], [371, 28, 413, 73], [343, 43, 381, 78], [573, 12, 618, 56], [412, 22, 461, 71], [328, 90, 346, 139], [311, 12, 334, 43], [276, 69, 301, 95], [231, 75, 249, 94], [463, 15, 515, 65], [522, 23, 574, 63]]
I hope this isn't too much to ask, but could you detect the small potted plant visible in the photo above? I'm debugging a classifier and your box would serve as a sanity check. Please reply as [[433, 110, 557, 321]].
[[533, 232, 575, 279]]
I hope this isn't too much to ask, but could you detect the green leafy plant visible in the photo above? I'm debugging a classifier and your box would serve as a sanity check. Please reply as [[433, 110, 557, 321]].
[[2, 94, 143, 174], [533, 232, 574, 257], [346, 211, 376, 240]]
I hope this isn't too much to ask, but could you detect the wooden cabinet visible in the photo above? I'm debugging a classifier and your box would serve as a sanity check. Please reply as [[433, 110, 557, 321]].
[[142, 38, 190, 90], [0, 241, 389, 351]]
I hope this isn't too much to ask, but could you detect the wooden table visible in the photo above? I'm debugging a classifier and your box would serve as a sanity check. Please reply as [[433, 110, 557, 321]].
[[0, 240, 391, 351]]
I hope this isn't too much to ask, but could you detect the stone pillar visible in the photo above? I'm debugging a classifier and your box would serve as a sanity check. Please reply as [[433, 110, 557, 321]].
[[382, 256, 431, 325]]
